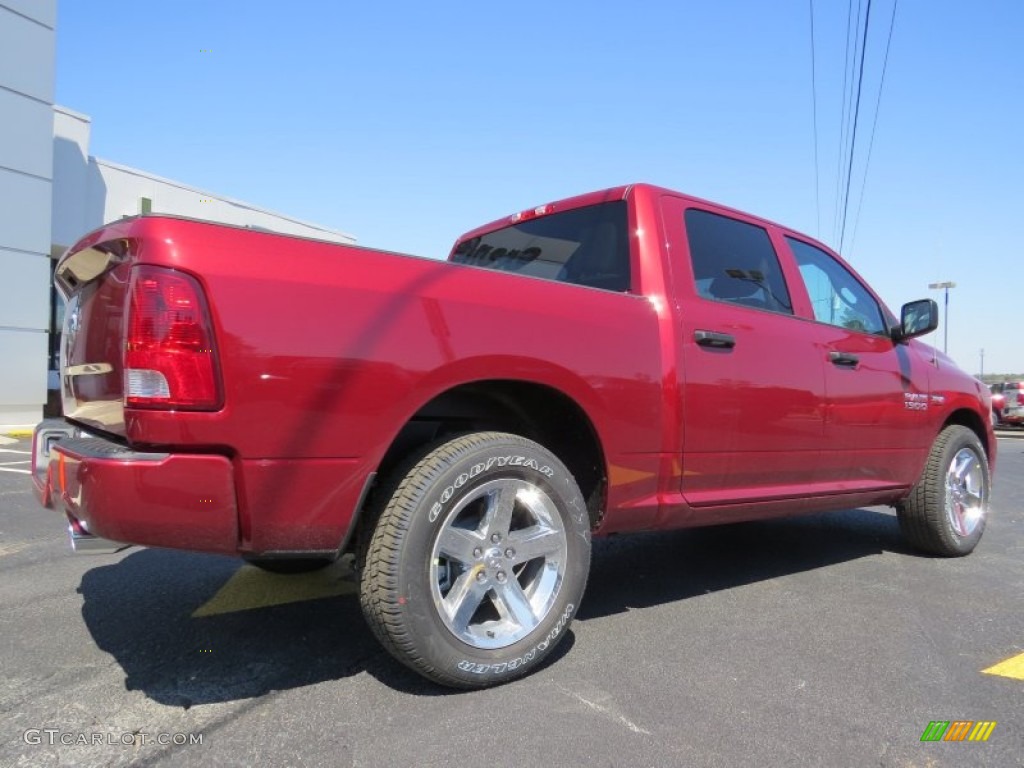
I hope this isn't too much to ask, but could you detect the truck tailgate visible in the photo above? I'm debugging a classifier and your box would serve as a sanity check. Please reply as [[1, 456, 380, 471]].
[[57, 240, 132, 436]]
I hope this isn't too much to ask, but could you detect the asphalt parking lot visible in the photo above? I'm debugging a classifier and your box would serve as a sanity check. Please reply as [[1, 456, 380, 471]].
[[1, 435, 1021, 767]]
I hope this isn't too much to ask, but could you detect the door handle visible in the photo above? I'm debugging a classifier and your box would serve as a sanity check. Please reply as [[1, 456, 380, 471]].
[[829, 351, 860, 367], [694, 330, 736, 349]]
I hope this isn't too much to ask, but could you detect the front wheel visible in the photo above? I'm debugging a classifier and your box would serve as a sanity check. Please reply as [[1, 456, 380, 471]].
[[897, 425, 991, 556], [359, 432, 591, 688]]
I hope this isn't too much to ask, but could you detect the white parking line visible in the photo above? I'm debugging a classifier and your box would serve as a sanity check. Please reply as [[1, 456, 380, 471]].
[[0, 467, 30, 475], [0, 448, 31, 455]]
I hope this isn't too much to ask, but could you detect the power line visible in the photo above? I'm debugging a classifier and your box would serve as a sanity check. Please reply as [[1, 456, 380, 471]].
[[809, 0, 821, 239], [832, 0, 857, 246], [849, 0, 899, 257], [838, 0, 874, 254], [838, 0, 866, 247], [834, 0, 864, 246]]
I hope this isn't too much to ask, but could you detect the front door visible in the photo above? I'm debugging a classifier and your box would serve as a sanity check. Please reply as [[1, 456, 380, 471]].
[[783, 236, 933, 487]]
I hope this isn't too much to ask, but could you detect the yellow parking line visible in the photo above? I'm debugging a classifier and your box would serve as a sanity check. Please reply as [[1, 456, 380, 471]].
[[192, 561, 356, 618], [982, 651, 1024, 681]]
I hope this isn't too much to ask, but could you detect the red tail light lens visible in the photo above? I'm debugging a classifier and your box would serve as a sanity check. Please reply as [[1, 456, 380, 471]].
[[125, 266, 221, 409]]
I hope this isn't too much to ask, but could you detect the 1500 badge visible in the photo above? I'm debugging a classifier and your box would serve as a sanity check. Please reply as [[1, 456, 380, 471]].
[[903, 393, 945, 411], [905, 392, 929, 411]]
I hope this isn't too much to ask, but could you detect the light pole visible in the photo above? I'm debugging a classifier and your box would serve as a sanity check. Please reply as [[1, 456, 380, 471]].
[[928, 281, 956, 354]]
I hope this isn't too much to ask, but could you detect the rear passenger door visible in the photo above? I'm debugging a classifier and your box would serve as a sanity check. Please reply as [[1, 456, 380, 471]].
[[660, 197, 827, 506]]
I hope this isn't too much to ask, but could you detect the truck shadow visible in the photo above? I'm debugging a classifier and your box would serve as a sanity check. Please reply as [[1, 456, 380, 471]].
[[76, 551, 453, 705], [578, 506, 908, 620], [77, 507, 905, 705]]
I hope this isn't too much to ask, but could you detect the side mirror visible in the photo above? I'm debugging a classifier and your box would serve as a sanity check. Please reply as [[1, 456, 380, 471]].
[[894, 298, 939, 342]]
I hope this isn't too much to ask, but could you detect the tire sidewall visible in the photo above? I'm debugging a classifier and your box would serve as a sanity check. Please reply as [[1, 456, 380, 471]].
[[935, 427, 990, 554], [393, 436, 590, 686]]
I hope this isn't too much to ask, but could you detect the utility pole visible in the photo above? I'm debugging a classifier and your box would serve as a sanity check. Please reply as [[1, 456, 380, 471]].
[[928, 281, 956, 354]]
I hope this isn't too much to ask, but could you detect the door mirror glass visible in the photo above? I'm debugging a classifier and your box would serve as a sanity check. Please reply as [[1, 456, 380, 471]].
[[897, 299, 938, 341]]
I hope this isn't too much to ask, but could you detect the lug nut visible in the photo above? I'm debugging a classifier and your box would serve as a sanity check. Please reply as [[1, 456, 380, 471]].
[[491, 533, 502, 543], [496, 571, 507, 583], [505, 548, 515, 559], [476, 572, 486, 583], [473, 547, 482, 558]]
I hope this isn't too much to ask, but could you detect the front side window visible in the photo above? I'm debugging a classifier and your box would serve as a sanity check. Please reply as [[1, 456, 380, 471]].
[[450, 201, 630, 292], [786, 237, 886, 335], [683, 209, 793, 314]]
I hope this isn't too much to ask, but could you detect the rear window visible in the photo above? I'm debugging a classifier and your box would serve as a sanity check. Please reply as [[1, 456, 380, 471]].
[[451, 201, 630, 292]]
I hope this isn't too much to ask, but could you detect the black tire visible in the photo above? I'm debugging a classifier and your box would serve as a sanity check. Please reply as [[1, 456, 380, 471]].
[[897, 425, 990, 556], [359, 431, 591, 688], [242, 556, 337, 574]]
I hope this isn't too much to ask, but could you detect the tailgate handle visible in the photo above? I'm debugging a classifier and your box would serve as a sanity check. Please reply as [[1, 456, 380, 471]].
[[829, 351, 860, 367], [694, 330, 736, 349]]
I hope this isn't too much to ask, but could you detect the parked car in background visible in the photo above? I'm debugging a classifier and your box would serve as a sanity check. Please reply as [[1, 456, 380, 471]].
[[991, 381, 1024, 426], [990, 385, 1006, 425]]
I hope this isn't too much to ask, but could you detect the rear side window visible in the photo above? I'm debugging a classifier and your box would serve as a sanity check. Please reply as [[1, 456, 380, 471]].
[[683, 209, 793, 314], [451, 201, 630, 292]]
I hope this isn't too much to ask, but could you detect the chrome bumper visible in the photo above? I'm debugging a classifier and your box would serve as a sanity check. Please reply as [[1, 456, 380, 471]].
[[33, 419, 131, 556]]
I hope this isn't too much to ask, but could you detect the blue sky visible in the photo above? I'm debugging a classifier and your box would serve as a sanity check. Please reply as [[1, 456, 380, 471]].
[[56, 1, 1022, 374]]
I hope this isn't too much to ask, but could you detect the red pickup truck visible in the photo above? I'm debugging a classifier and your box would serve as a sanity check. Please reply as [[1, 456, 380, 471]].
[[33, 183, 994, 688]]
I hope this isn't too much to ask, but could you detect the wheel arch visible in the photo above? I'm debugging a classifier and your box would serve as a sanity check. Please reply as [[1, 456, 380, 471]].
[[360, 379, 608, 542], [942, 407, 992, 459]]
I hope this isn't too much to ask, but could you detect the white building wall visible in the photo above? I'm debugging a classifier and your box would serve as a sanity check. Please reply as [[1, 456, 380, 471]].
[[0, 11, 355, 431], [51, 106, 92, 251], [94, 159, 356, 244], [0, 1, 56, 431], [52, 108, 356, 250]]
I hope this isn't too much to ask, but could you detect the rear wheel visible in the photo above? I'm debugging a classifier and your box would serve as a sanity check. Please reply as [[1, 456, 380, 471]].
[[897, 425, 990, 556], [359, 432, 591, 688]]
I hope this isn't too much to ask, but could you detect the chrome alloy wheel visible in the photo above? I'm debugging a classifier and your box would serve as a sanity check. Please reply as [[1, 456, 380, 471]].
[[429, 478, 569, 650], [945, 447, 987, 537]]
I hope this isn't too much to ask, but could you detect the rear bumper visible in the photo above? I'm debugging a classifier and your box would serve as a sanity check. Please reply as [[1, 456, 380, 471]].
[[33, 426, 238, 555]]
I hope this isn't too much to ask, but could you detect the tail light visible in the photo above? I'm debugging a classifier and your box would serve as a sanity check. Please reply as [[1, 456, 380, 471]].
[[125, 266, 221, 409]]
